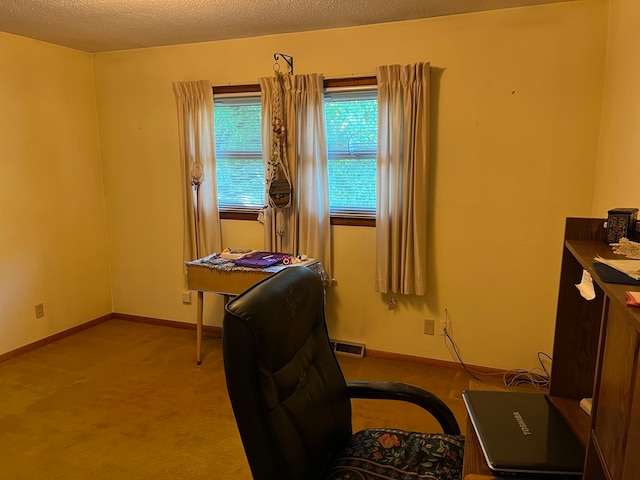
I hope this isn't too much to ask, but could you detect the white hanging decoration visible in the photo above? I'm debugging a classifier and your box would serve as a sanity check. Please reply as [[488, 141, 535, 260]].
[[190, 161, 204, 187]]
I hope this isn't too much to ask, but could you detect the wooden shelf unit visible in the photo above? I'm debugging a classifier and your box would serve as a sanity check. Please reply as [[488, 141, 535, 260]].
[[462, 218, 640, 480]]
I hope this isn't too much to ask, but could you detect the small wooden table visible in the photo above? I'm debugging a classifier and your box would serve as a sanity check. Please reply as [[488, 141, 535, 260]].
[[185, 255, 323, 364]]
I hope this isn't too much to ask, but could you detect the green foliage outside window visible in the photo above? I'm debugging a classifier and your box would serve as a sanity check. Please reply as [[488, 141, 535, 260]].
[[324, 93, 377, 213], [214, 99, 264, 208]]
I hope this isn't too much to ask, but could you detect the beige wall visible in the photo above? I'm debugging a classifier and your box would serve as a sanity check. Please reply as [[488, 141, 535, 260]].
[[0, 1, 612, 371], [592, 0, 640, 214], [0, 33, 112, 354], [92, 0, 608, 370]]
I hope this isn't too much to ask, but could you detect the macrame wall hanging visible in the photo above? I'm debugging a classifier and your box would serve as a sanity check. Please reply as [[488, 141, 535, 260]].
[[267, 53, 294, 212]]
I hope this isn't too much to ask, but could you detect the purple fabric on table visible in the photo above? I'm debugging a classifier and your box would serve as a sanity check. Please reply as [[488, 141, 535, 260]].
[[233, 252, 289, 268]]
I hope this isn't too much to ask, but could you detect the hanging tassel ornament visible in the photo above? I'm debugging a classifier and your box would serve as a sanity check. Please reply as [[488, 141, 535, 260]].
[[190, 161, 204, 187], [272, 116, 285, 138], [190, 161, 204, 257]]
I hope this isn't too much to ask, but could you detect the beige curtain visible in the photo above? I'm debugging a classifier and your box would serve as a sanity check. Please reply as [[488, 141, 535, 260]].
[[375, 63, 430, 295], [259, 73, 332, 280], [173, 80, 222, 263]]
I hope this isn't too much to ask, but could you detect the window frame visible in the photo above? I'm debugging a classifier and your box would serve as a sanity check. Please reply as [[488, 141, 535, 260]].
[[213, 77, 377, 227]]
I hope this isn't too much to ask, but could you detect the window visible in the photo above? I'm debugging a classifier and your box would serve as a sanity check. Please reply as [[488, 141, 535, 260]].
[[213, 84, 378, 219], [324, 89, 377, 216], [214, 95, 264, 210]]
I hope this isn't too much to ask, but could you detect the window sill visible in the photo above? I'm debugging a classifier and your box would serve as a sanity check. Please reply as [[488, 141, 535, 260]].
[[220, 210, 375, 227], [330, 215, 375, 227], [220, 210, 259, 221]]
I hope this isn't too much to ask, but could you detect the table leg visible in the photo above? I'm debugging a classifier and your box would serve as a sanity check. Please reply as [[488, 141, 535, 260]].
[[196, 290, 204, 365]]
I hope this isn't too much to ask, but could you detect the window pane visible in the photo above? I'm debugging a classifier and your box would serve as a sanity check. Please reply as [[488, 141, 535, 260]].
[[214, 96, 264, 209], [324, 90, 377, 214], [328, 157, 377, 212]]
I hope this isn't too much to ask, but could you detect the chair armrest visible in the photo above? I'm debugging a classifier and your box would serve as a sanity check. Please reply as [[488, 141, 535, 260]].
[[346, 380, 461, 435]]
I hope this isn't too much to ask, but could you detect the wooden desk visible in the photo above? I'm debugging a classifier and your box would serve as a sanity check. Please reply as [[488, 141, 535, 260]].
[[462, 418, 494, 479], [462, 218, 640, 480], [185, 256, 323, 364]]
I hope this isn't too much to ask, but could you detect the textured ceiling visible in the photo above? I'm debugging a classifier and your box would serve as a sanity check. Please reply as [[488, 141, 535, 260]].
[[0, 0, 573, 53]]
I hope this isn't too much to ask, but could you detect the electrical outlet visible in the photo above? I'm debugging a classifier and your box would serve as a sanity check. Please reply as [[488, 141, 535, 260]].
[[423, 319, 435, 335], [34, 303, 45, 319], [181, 291, 192, 304]]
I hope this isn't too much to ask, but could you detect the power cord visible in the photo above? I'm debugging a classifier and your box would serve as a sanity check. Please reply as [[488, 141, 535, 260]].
[[502, 352, 551, 389], [442, 309, 552, 389], [442, 309, 484, 382]]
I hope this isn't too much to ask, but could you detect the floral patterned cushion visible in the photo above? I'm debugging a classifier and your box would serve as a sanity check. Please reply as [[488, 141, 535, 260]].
[[326, 429, 464, 480]]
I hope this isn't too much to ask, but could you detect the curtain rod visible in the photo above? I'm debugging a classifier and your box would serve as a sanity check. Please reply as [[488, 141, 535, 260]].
[[212, 76, 377, 95]]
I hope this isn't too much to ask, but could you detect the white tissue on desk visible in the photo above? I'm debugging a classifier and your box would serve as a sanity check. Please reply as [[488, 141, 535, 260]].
[[575, 269, 596, 300]]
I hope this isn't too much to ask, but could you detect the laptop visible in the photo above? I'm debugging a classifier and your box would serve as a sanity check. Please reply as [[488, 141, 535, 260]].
[[462, 390, 584, 477]]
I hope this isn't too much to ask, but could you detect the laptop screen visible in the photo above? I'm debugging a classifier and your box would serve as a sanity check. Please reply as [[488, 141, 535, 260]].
[[462, 390, 584, 477]]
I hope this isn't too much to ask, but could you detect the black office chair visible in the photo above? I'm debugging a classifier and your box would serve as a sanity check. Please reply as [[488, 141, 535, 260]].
[[223, 267, 464, 480]]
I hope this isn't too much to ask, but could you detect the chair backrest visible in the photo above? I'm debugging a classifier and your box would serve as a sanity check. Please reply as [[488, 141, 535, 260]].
[[223, 267, 352, 480]]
